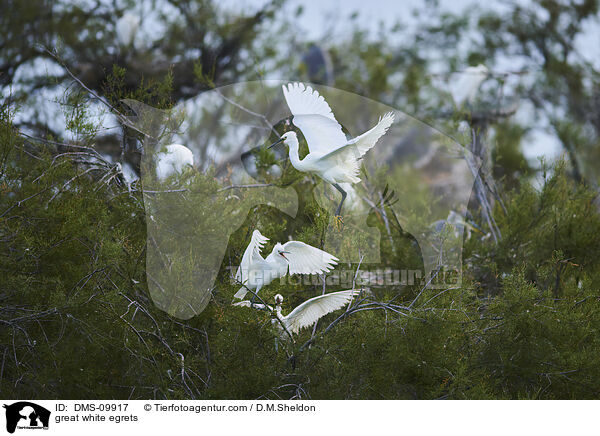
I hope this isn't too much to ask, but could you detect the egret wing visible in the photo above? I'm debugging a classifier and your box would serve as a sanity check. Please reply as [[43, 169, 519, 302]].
[[235, 230, 269, 284], [292, 114, 347, 155], [284, 290, 361, 334], [320, 112, 395, 161], [282, 83, 347, 154], [282, 82, 338, 122], [281, 240, 338, 275], [315, 112, 395, 180], [343, 112, 395, 156]]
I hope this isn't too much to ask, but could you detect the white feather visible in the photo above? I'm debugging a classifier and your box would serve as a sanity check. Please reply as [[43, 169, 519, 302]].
[[282, 82, 339, 124], [283, 290, 359, 334], [315, 111, 395, 183], [281, 240, 338, 275]]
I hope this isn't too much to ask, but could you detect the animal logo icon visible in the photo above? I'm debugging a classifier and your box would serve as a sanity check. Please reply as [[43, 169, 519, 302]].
[[3, 402, 50, 434]]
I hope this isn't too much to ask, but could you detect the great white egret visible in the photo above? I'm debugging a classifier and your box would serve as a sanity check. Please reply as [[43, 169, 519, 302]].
[[234, 290, 360, 336], [116, 12, 140, 47], [155, 144, 194, 181], [450, 64, 489, 106], [270, 82, 395, 218], [233, 229, 338, 299]]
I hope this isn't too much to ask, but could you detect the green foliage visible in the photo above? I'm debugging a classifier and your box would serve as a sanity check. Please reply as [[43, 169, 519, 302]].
[[104, 65, 175, 110], [466, 161, 600, 296], [5, 94, 600, 398], [491, 122, 533, 190]]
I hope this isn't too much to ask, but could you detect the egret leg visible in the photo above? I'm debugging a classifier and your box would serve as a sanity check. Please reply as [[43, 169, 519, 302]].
[[250, 285, 261, 305], [332, 183, 347, 217]]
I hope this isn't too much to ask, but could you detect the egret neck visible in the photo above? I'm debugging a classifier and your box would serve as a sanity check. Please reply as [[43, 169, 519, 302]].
[[265, 243, 291, 277], [284, 133, 303, 169]]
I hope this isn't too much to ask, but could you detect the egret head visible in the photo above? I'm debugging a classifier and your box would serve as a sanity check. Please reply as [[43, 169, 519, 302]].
[[274, 294, 284, 305], [470, 64, 489, 76], [273, 242, 290, 261], [268, 131, 298, 149]]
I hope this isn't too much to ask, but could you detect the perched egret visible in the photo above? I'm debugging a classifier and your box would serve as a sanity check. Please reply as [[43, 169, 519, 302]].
[[270, 82, 395, 218], [233, 229, 338, 299], [450, 64, 489, 106], [155, 144, 194, 181], [116, 12, 140, 47], [234, 290, 360, 336]]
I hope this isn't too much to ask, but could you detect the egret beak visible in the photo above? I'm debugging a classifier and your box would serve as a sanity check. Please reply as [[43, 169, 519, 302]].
[[279, 250, 290, 260], [268, 137, 284, 149]]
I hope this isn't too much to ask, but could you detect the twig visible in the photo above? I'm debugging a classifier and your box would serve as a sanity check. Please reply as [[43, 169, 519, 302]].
[[43, 47, 152, 140], [407, 267, 443, 309], [213, 88, 278, 135], [217, 183, 274, 192]]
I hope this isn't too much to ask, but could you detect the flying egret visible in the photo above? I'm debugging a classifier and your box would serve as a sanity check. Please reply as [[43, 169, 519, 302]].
[[233, 229, 338, 299], [155, 144, 194, 181], [269, 82, 395, 219], [450, 64, 489, 106], [234, 290, 360, 337]]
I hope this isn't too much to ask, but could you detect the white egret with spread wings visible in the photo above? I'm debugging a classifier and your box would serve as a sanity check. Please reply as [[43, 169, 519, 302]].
[[269, 82, 395, 218], [233, 230, 338, 299], [234, 290, 360, 337]]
